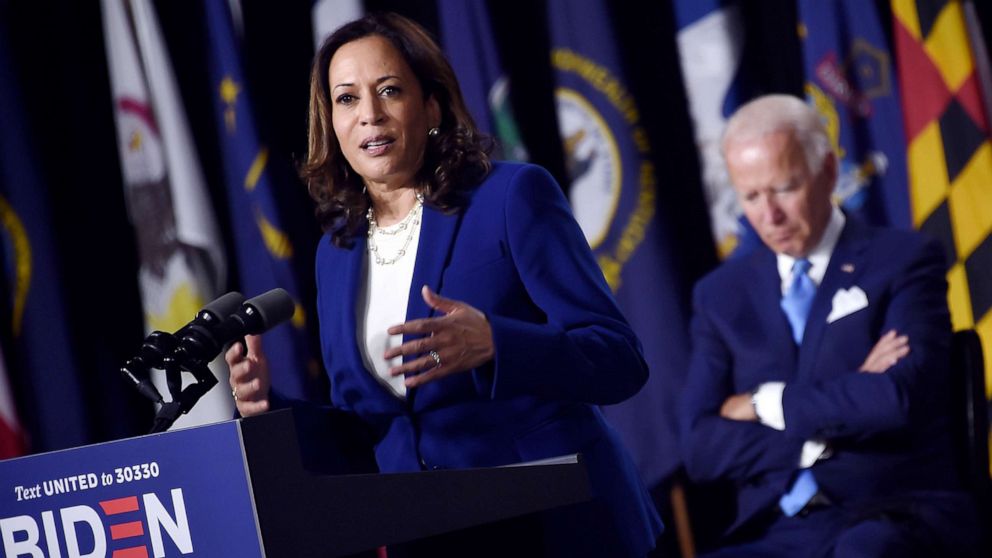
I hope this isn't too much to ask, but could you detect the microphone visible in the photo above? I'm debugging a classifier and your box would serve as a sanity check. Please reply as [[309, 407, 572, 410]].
[[121, 291, 245, 402], [174, 288, 296, 366]]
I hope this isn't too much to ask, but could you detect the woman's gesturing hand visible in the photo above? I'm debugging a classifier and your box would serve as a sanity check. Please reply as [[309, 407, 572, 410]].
[[384, 285, 495, 389], [226, 334, 271, 417]]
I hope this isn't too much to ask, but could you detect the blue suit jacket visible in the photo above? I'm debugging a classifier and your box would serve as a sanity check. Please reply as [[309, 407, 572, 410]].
[[314, 162, 662, 555], [680, 216, 965, 535]]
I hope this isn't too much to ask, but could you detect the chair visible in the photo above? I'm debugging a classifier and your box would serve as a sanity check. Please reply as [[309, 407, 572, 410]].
[[950, 329, 991, 537]]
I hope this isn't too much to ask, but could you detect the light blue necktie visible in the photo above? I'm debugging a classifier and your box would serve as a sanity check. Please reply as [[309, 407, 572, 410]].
[[780, 469, 818, 516], [778, 259, 819, 515], [780, 259, 815, 344]]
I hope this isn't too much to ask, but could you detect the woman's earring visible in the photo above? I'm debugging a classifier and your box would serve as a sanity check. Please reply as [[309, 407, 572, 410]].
[[428, 127, 440, 138]]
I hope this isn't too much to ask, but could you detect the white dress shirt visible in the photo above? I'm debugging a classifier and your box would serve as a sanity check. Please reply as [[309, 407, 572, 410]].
[[356, 206, 423, 399]]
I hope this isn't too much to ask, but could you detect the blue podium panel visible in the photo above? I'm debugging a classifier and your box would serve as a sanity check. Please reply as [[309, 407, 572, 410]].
[[0, 420, 262, 558]]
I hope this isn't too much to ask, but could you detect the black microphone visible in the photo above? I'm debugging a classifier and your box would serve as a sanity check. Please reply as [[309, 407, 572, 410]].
[[121, 291, 245, 402], [174, 288, 296, 365], [170, 291, 247, 357]]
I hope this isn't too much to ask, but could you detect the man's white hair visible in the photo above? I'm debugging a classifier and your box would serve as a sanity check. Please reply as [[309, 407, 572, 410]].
[[721, 94, 833, 172]]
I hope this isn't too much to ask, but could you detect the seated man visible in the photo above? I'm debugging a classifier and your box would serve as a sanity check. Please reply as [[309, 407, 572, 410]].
[[679, 94, 977, 557]]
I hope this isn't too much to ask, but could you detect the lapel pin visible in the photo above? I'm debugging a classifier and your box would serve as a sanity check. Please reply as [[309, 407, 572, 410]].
[[841, 263, 855, 273]]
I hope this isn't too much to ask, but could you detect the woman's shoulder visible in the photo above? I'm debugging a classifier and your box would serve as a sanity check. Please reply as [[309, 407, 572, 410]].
[[474, 161, 561, 200]]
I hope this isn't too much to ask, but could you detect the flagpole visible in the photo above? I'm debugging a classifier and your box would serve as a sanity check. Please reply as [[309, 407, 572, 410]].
[[963, 0, 992, 130]]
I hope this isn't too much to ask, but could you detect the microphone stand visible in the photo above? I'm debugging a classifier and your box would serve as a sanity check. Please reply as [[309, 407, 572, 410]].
[[121, 330, 219, 434]]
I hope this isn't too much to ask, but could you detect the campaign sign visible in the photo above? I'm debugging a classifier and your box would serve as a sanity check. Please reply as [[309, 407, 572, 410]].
[[0, 420, 263, 558]]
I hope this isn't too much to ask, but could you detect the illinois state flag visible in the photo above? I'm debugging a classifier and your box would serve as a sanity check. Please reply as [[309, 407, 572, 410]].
[[547, 0, 691, 486], [204, 0, 319, 400], [102, 0, 233, 427]]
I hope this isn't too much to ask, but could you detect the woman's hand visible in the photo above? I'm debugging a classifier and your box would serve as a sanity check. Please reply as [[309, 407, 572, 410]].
[[384, 285, 495, 388], [226, 334, 271, 417], [859, 329, 910, 373]]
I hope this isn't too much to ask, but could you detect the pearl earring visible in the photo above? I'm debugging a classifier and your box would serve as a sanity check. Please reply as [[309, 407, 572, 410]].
[[428, 127, 440, 137]]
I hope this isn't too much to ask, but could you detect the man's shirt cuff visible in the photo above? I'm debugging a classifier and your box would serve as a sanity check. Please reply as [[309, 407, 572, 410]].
[[752, 382, 786, 430]]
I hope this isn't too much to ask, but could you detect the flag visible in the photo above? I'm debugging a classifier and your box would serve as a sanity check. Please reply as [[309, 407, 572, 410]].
[[799, 1, 911, 228], [0, 24, 88, 453], [205, 0, 319, 400], [547, 0, 691, 486], [0, 343, 24, 459], [102, 0, 232, 427], [674, 0, 761, 258], [892, 0, 992, 400], [312, 0, 363, 50], [438, 0, 527, 161]]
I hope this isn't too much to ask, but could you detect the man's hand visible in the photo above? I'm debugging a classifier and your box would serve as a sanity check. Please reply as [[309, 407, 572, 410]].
[[859, 329, 910, 373], [720, 391, 758, 422]]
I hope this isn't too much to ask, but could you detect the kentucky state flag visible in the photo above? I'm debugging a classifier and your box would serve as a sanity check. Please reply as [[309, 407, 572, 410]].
[[548, 0, 691, 486], [799, 0, 911, 228], [205, 0, 318, 400]]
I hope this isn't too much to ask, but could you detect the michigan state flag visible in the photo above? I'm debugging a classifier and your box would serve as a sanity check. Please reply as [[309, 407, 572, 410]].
[[799, 0, 911, 228], [548, 0, 691, 486], [205, 0, 317, 400], [438, 0, 527, 161], [0, 26, 87, 451]]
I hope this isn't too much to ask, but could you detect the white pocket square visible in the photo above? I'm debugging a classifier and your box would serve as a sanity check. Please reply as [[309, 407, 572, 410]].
[[827, 286, 868, 323]]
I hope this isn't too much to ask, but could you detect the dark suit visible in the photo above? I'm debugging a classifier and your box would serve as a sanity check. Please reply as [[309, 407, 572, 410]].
[[313, 162, 662, 556], [680, 216, 975, 556]]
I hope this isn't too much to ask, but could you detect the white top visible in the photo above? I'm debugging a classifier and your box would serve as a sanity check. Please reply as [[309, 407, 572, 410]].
[[357, 203, 423, 399], [753, 205, 845, 467]]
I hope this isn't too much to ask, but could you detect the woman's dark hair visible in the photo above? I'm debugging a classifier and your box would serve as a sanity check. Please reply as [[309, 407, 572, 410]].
[[301, 12, 493, 247]]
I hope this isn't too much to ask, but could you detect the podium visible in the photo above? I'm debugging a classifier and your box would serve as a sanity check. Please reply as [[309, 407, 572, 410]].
[[0, 409, 590, 557]]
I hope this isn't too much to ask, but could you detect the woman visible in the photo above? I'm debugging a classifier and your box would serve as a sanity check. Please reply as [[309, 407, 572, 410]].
[[227, 13, 662, 557]]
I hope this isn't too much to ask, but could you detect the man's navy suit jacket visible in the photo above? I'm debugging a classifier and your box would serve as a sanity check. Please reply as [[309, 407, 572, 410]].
[[680, 216, 964, 535]]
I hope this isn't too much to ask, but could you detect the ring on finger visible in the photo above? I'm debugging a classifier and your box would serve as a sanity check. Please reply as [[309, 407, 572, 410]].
[[428, 350, 442, 369], [232, 388, 239, 401]]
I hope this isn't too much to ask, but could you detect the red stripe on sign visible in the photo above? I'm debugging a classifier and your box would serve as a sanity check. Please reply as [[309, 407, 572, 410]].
[[112, 547, 148, 558], [110, 521, 144, 540], [100, 496, 139, 515]]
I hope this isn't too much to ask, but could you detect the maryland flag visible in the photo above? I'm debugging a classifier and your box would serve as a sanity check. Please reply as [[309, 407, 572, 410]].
[[891, 0, 992, 396]]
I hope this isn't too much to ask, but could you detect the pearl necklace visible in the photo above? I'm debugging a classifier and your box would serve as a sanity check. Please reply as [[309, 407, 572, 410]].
[[367, 193, 423, 265]]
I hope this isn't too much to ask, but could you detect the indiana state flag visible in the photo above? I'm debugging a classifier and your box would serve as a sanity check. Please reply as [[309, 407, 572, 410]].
[[205, 0, 318, 400], [799, 0, 911, 228], [438, 0, 527, 161], [548, 0, 692, 487]]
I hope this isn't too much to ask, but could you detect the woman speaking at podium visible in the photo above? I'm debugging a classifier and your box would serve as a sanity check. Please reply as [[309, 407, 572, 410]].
[[226, 13, 661, 557]]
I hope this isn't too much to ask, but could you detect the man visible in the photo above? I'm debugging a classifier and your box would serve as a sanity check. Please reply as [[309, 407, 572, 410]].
[[680, 94, 976, 557]]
